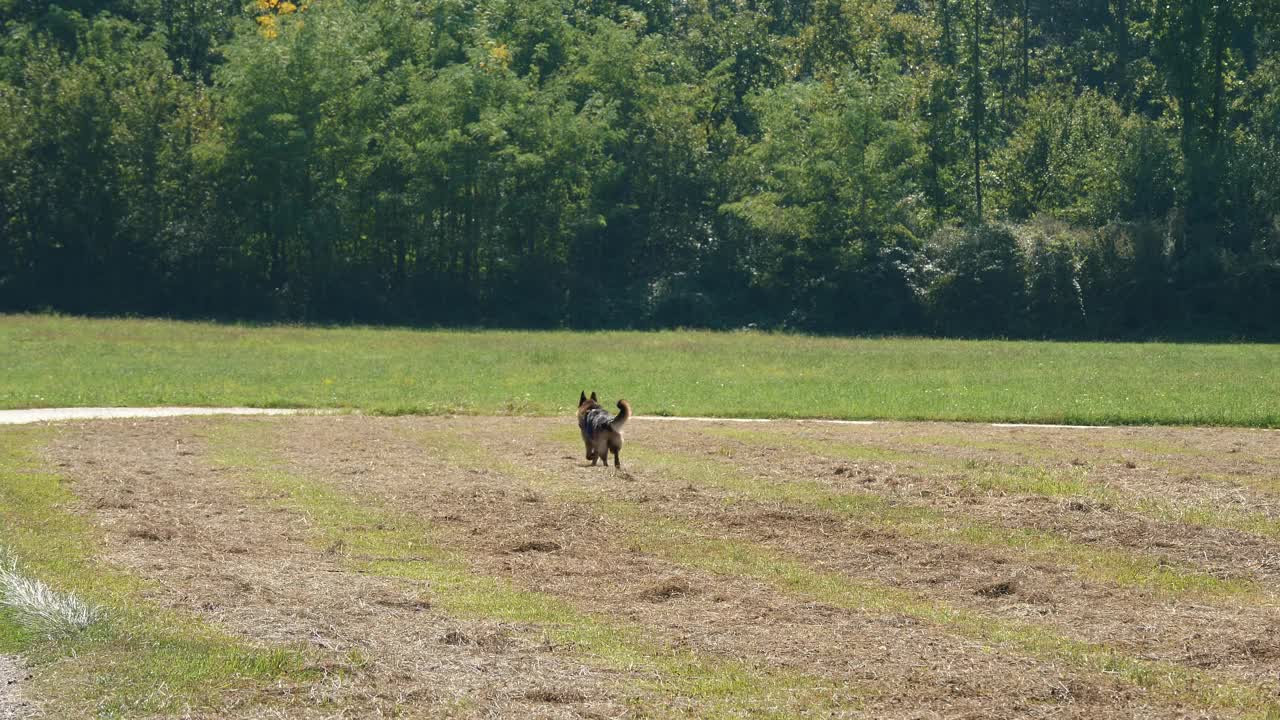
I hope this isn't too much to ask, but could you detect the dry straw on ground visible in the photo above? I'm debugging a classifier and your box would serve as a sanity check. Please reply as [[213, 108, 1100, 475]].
[[26, 414, 1280, 718]]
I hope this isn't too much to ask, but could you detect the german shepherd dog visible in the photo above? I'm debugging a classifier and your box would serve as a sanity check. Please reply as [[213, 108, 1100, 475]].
[[577, 391, 631, 468]]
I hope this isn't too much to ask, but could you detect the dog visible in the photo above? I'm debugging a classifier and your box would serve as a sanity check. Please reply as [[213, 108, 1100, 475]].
[[577, 391, 631, 468]]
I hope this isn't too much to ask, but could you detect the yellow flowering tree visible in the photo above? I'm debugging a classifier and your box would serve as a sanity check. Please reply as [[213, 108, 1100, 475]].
[[252, 0, 308, 39]]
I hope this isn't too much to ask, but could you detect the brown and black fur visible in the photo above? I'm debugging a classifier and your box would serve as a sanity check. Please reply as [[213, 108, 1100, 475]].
[[577, 391, 631, 468]]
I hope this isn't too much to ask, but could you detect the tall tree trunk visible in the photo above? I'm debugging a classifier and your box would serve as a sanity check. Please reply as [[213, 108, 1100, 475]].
[[940, 0, 956, 64], [1020, 0, 1030, 96], [1209, 2, 1227, 147], [1114, 0, 1129, 99], [970, 0, 984, 221]]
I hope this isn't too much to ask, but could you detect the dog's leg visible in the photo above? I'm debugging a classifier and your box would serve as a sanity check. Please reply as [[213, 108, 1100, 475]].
[[613, 447, 621, 469]]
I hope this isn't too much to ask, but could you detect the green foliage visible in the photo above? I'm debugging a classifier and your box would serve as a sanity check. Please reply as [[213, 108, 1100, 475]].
[[990, 88, 1180, 225], [0, 0, 1279, 336], [1016, 218, 1087, 336], [927, 224, 1026, 336], [722, 66, 924, 329]]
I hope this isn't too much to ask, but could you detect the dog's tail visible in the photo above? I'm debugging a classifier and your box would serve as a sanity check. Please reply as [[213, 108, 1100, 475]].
[[610, 399, 631, 430]]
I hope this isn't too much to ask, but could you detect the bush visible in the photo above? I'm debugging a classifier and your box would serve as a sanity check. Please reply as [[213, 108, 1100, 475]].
[[1016, 217, 1087, 337], [926, 224, 1026, 337], [1077, 220, 1173, 336]]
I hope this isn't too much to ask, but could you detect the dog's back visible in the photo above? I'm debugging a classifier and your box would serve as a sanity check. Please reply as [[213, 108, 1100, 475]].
[[579, 404, 614, 441]]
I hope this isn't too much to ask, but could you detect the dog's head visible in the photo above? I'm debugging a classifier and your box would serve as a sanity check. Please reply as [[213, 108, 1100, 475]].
[[578, 389, 601, 417]]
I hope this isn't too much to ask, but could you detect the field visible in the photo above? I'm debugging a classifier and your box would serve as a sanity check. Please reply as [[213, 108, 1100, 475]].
[[4, 413, 1280, 718], [3, 314, 1280, 427]]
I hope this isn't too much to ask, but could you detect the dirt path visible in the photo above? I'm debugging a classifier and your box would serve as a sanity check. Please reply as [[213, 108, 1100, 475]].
[[4, 405, 1275, 430], [0, 407, 301, 425], [0, 655, 31, 720]]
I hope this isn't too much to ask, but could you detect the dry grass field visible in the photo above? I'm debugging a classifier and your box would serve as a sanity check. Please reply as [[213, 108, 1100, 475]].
[[5, 414, 1280, 718]]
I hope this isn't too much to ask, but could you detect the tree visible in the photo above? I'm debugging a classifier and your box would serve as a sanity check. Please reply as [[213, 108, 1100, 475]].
[[722, 66, 924, 329]]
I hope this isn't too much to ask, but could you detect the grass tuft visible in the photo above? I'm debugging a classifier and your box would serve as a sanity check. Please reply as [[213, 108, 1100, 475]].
[[0, 546, 103, 637]]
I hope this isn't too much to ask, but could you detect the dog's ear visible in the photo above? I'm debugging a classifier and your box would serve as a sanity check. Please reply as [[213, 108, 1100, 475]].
[[579, 391, 587, 405], [590, 391, 598, 402]]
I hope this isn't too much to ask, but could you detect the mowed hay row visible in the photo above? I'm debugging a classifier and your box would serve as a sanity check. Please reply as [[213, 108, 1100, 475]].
[[22, 415, 1280, 719], [700, 422, 1280, 535], [660, 422, 1280, 591], [414, 420, 1280, 700], [694, 422, 1280, 579], [274, 415, 1279, 716], [49, 421, 682, 718], [208, 417, 1133, 718], [592, 422, 1280, 666], [0, 426, 314, 719], [206, 420, 863, 719]]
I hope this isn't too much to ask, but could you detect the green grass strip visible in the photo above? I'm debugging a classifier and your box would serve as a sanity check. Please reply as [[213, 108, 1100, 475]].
[[0, 427, 311, 718], [3, 314, 1280, 427], [424, 426, 1280, 718], [208, 421, 861, 719]]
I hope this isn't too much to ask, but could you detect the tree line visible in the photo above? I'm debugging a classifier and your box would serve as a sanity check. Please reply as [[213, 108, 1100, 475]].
[[1, 0, 1277, 337]]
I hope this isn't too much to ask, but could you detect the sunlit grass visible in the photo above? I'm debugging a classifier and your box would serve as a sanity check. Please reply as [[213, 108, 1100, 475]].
[[707, 428, 948, 467], [899, 432, 1079, 459], [709, 426, 1280, 544], [208, 421, 857, 718], [4, 314, 1280, 427], [420, 426, 1280, 718], [1131, 501, 1280, 540], [960, 462, 1099, 496], [625, 444, 1251, 598], [0, 427, 312, 717]]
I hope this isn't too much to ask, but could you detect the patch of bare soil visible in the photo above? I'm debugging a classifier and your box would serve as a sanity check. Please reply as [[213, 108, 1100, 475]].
[[0, 655, 33, 720], [41, 415, 1280, 718]]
